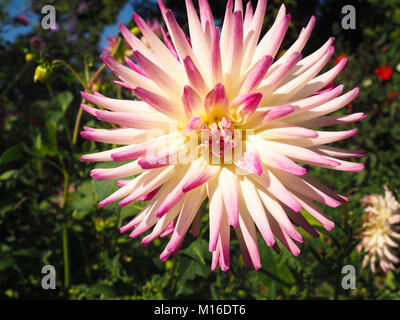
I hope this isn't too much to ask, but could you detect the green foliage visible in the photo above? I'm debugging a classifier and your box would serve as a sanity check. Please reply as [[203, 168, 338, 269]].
[[0, 0, 400, 300]]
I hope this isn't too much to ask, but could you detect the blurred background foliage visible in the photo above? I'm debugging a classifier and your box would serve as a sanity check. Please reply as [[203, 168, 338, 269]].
[[0, 0, 399, 299]]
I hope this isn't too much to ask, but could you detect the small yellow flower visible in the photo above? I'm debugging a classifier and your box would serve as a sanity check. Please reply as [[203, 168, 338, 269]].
[[25, 53, 34, 62]]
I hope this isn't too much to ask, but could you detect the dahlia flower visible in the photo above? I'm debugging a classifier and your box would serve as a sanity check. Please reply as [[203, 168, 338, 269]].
[[81, 0, 365, 271], [357, 187, 400, 274]]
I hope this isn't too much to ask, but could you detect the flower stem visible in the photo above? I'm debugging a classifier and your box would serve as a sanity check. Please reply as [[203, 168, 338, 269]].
[[1, 62, 30, 98], [52, 59, 88, 91], [72, 98, 84, 146], [62, 169, 70, 294], [71, 37, 122, 146]]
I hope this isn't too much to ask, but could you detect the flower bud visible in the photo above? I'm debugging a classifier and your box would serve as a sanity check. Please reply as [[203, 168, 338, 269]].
[[34, 65, 51, 83]]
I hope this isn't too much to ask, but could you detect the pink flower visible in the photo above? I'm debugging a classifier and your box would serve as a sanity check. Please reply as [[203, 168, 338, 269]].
[[81, 0, 365, 271], [102, 35, 118, 55], [357, 187, 400, 274]]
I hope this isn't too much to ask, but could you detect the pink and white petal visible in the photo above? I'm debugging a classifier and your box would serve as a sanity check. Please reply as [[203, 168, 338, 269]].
[[266, 211, 301, 256], [250, 137, 306, 176], [81, 91, 156, 113], [291, 191, 335, 231], [185, 0, 211, 81], [94, 109, 171, 131], [283, 37, 335, 82], [141, 199, 183, 246], [257, 188, 303, 243], [235, 226, 253, 269], [258, 52, 302, 100], [261, 140, 340, 167], [132, 13, 186, 83], [264, 46, 334, 106], [118, 165, 175, 207], [81, 127, 147, 145], [241, 0, 268, 70], [291, 87, 360, 123], [182, 86, 204, 119], [239, 55, 273, 95], [313, 157, 365, 173], [225, 11, 243, 80], [119, 22, 160, 66], [97, 169, 160, 207], [274, 169, 342, 208], [133, 51, 183, 99], [284, 206, 319, 238], [288, 129, 358, 148], [183, 56, 209, 97], [291, 57, 347, 100], [164, 10, 205, 78], [257, 124, 318, 140], [101, 54, 163, 95], [285, 85, 344, 119], [218, 210, 231, 271], [207, 180, 224, 252], [90, 160, 144, 181], [80, 145, 133, 162], [210, 26, 223, 85], [251, 13, 291, 68], [243, 1, 253, 35], [219, 166, 240, 228], [310, 145, 366, 159], [251, 168, 301, 213], [237, 201, 262, 270], [298, 112, 366, 128], [239, 177, 275, 246], [267, 15, 316, 76], [182, 161, 220, 193], [133, 86, 184, 120], [165, 186, 207, 253]]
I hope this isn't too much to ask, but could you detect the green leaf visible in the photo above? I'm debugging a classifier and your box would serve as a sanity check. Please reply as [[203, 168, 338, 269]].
[[176, 256, 210, 296], [0, 145, 22, 166], [0, 170, 18, 180], [70, 181, 96, 212], [120, 202, 145, 218], [36, 122, 58, 156], [57, 91, 74, 113], [181, 238, 209, 265], [0, 256, 16, 271], [90, 282, 117, 299]]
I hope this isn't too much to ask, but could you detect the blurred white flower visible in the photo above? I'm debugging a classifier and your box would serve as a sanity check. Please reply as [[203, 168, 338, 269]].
[[357, 186, 400, 274], [362, 79, 372, 87]]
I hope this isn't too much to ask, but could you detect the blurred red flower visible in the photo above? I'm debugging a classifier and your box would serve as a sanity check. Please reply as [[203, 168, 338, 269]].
[[14, 14, 29, 26], [387, 92, 398, 108], [375, 65, 393, 80], [388, 92, 398, 100], [334, 53, 347, 66]]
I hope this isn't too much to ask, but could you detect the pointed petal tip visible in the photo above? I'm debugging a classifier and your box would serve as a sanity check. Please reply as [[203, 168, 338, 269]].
[[98, 201, 107, 208]]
